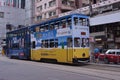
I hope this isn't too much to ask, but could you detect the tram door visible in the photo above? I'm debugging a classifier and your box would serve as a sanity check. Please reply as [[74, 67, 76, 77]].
[[67, 38, 73, 62]]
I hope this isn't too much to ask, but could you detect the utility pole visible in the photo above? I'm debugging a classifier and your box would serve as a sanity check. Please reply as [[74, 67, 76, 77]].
[[89, 0, 93, 17]]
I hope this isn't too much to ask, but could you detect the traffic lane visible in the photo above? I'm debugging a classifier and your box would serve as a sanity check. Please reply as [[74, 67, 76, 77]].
[[80, 63, 120, 72], [0, 59, 109, 80], [0, 55, 120, 80]]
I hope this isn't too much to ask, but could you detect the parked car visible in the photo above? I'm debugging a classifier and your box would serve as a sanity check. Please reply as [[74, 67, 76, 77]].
[[98, 49, 120, 64]]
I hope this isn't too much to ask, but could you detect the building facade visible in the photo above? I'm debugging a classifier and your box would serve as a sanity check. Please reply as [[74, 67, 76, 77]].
[[25, 0, 35, 26], [1, 0, 120, 50], [34, 0, 77, 23], [0, 0, 26, 46], [90, 0, 120, 50]]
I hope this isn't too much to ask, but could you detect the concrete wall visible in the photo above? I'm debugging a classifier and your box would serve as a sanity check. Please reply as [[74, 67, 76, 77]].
[[35, 0, 58, 18], [25, 0, 34, 26], [0, 6, 25, 39]]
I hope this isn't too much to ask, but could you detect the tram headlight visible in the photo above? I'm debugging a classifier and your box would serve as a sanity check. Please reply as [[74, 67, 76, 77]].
[[82, 53, 85, 57]]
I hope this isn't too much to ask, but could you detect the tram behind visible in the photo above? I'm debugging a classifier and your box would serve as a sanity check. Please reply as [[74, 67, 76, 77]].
[[30, 14, 90, 63], [6, 27, 31, 59]]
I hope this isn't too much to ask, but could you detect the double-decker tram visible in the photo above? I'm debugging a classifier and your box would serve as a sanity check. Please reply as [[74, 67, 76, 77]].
[[30, 14, 90, 63], [6, 27, 31, 59]]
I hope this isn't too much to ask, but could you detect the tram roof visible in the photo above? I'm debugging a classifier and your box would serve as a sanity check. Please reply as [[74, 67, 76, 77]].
[[31, 13, 89, 28], [6, 14, 89, 34], [6, 26, 29, 34]]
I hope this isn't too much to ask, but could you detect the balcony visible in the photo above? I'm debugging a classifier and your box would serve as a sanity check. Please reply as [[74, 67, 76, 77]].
[[61, 4, 75, 11], [61, 0, 75, 11]]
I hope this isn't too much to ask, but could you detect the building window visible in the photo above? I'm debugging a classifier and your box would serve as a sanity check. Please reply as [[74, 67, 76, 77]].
[[37, 15, 42, 21], [90, 25, 104, 33], [62, 0, 73, 6], [49, 12, 52, 17], [44, 3, 47, 9], [0, 12, 4, 18], [49, 0, 56, 7], [48, 10, 56, 17], [44, 13, 46, 18], [21, 0, 25, 9], [37, 5, 42, 11], [36, 0, 42, 2]]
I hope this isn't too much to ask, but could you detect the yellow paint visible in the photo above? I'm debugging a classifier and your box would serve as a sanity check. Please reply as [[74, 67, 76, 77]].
[[73, 48, 90, 58], [31, 48, 90, 63]]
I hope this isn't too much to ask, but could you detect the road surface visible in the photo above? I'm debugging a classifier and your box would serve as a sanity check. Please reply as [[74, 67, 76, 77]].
[[0, 55, 120, 80]]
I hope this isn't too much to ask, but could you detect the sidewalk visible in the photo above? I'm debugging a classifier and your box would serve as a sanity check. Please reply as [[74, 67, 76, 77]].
[[89, 61, 120, 68]]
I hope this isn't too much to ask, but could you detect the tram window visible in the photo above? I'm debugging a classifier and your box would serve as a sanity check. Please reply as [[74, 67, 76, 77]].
[[13, 33, 16, 37], [32, 41, 36, 48], [83, 19, 86, 26], [61, 19, 66, 28], [62, 22, 66, 28], [8, 40, 10, 48], [74, 38, 80, 47], [87, 19, 89, 26], [55, 22, 59, 29], [35, 27, 40, 32], [21, 32, 24, 36], [79, 18, 87, 26], [67, 38, 72, 47], [25, 30, 27, 35], [41, 40, 45, 48], [79, 18, 83, 26], [81, 38, 86, 47], [86, 38, 89, 47], [40, 25, 45, 32], [81, 38, 89, 47], [50, 23, 54, 30], [32, 28, 35, 33], [24, 41, 27, 48], [74, 17, 78, 25], [23, 31, 26, 35], [54, 39, 58, 48], [18, 32, 20, 36], [45, 40, 48, 48], [10, 40, 12, 48], [16, 32, 18, 36], [67, 18, 71, 27], [56, 21, 61, 29], [17, 33, 19, 36], [44, 24, 49, 31], [50, 39, 54, 48], [7, 34, 9, 37], [12, 43, 19, 49], [10, 34, 12, 37]]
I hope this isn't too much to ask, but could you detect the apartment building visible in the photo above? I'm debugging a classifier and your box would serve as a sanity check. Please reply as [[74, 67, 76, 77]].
[[81, 0, 108, 7], [34, 0, 77, 23], [0, 0, 26, 46]]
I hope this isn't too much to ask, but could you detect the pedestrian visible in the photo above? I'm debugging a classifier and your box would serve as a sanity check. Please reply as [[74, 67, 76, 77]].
[[1, 47, 5, 56], [93, 48, 100, 63]]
